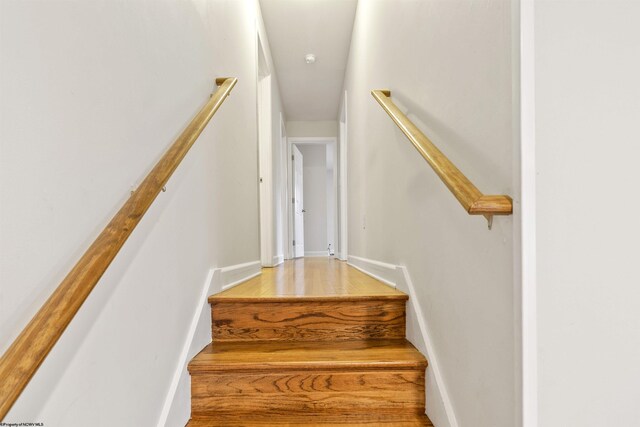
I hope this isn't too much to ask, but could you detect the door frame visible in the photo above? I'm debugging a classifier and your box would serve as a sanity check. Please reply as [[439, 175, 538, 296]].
[[287, 137, 340, 259], [257, 32, 275, 267], [279, 114, 291, 260], [338, 92, 348, 261], [291, 144, 305, 258], [518, 1, 537, 426]]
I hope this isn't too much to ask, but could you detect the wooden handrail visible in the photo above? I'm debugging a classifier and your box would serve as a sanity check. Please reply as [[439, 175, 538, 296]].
[[371, 89, 512, 227], [0, 77, 238, 420]]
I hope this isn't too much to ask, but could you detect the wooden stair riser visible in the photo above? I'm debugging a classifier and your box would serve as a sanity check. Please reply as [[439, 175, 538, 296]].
[[211, 300, 406, 342], [190, 369, 425, 417]]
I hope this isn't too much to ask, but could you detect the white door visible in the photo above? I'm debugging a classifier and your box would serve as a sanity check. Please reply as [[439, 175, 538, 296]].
[[292, 145, 305, 258]]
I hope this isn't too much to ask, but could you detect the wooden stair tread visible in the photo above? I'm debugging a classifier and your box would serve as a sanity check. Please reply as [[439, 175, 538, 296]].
[[186, 413, 433, 426], [210, 259, 407, 303], [189, 339, 426, 373], [209, 293, 408, 303]]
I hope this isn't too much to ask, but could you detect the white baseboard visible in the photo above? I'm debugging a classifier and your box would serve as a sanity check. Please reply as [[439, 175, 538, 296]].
[[347, 255, 399, 288], [347, 255, 458, 427], [158, 260, 261, 427], [156, 268, 215, 427], [220, 260, 262, 290], [261, 255, 284, 268], [304, 251, 329, 257]]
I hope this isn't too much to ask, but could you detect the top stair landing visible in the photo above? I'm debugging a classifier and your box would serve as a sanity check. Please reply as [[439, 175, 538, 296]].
[[208, 258, 408, 342], [210, 257, 407, 302], [188, 257, 430, 425]]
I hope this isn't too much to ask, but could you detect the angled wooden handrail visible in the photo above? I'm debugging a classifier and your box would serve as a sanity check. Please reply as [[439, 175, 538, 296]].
[[0, 77, 238, 420], [371, 89, 512, 227]]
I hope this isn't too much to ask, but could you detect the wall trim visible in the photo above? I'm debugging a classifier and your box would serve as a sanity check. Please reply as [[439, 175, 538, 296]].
[[347, 255, 459, 427], [347, 255, 398, 288], [156, 268, 215, 427], [304, 251, 329, 257], [220, 260, 262, 290], [257, 21, 275, 268], [157, 260, 261, 427], [272, 255, 284, 267], [288, 137, 337, 144], [519, 0, 537, 425], [259, 256, 283, 269], [338, 91, 348, 261]]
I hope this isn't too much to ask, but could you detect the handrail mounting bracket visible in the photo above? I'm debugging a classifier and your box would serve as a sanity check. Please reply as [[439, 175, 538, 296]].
[[485, 215, 494, 230]]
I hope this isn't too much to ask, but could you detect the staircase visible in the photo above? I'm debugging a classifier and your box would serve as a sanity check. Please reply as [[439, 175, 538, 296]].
[[186, 258, 432, 426]]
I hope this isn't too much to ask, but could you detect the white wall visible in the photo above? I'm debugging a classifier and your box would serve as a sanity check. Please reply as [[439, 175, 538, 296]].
[[297, 144, 328, 254], [343, 1, 515, 426], [286, 120, 338, 137], [534, 1, 640, 426], [0, 1, 263, 425]]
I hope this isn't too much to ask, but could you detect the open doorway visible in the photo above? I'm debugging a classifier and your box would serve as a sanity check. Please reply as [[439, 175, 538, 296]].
[[288, 137, 338, 258]]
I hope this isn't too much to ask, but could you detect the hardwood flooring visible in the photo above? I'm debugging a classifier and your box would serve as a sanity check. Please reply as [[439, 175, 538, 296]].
[[210, 258, 406, 301]]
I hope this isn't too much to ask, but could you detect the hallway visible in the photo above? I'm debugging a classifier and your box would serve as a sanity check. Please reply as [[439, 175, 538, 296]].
[[3, 1, 640, 426]]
